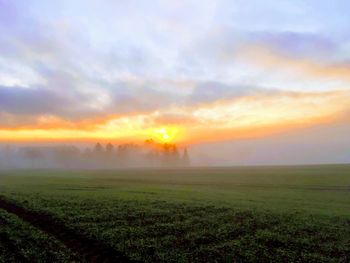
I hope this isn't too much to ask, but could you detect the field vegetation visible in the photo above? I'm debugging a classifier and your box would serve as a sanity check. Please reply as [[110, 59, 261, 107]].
[[1, 165, 350, 262], [0, 209, 76, 262]]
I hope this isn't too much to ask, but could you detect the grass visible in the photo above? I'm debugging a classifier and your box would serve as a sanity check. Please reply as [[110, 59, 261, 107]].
[[0, 209, 76, 262], [0, 165, 350, 262]]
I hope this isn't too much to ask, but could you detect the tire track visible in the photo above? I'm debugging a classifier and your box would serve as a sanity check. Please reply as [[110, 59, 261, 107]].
[[0, 196, 137, 263]]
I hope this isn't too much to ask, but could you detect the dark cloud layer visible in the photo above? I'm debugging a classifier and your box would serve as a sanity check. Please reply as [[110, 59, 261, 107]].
[[0, 86, 67, 115], [0, 82, 185, 125]]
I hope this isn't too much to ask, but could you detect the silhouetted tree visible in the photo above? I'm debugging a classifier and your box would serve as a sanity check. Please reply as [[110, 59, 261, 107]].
[[2, 141, 190, 169], [103, 143, 115, 168], [93, 143, 103, 154], [21, 148, 43, 168], [182, 147, 191, 167], [106, 143, 114, 154], [145, 139, 155, 145], [172, 145, 180, 161], [161, 143, 181, 167], [4, 145, 13, 168]]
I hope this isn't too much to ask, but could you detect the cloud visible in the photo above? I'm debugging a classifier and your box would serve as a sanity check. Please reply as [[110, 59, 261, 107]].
[[1, 0, 350, 148], [153, 113, 196, 126], [0, 79, 187, 128], [187, 81, 256, 105], [0, 86, 69, 115], [237, 46, 350, 84], [2, 87, 348, 144], [246, 31, 337, 59]]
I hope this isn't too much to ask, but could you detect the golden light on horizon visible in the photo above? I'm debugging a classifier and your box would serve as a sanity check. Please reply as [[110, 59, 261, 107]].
[[153, 127, 179, 143], [0, 90, 348, 144]]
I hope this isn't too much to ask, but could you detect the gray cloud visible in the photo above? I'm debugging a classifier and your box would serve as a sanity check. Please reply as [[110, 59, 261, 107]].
[[106, 82, 184, 114], [0, 85, 90, 117], [187, 81, 256, 105], [246, 31, 338, 59], [0, 81, 185, 124]]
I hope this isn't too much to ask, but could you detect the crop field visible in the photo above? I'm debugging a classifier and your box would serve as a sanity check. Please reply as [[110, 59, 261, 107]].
[[0, 165, 350, 262], [0, 209, 76, 262]]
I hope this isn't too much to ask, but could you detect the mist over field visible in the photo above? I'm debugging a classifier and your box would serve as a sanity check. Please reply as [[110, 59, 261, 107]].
[[1, 121, 349, 169], [1, 1, 350, 262], [191, 122, 350, 166], [0, 140, 190, 169]]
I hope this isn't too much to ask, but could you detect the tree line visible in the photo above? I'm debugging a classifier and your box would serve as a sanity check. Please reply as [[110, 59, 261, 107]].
[[0, 139, 190, 169]]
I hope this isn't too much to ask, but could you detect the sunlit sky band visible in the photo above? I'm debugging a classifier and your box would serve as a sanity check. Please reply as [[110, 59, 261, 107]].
[[0, 0, 350, 144]]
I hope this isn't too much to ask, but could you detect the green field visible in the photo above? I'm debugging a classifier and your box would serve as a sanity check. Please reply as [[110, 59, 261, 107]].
[[1, 165, 350, 262], [0, 209, 76, 262]]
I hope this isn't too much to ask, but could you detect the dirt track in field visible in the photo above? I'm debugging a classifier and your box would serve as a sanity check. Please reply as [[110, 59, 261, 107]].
[[0, 196, 137, 263]]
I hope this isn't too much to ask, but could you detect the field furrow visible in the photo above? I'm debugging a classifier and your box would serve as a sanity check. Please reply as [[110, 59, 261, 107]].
[[0, 197, 135, 263]]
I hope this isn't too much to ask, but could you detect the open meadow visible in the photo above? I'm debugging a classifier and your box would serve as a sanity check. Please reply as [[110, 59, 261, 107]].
[[0, 165, 350, 262], [2, 1, 350, 262]]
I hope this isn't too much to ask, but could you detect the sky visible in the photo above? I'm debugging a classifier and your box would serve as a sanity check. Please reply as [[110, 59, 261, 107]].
[[0, 0, 350, 164]]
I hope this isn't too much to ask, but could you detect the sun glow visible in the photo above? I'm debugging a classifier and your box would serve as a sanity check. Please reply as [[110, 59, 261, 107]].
[[154, 127, 178, 143], [0, 90, 348, 144]]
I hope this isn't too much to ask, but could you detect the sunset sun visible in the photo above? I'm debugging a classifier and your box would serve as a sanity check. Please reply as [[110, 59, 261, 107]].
[[154, 127, 178, 143]]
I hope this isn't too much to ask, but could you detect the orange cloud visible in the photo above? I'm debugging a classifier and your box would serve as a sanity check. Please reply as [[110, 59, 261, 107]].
[[0, 89, 349, 144], [238, 46, 350, 82]]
